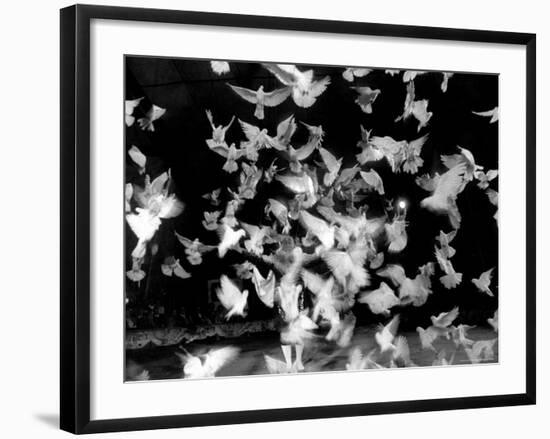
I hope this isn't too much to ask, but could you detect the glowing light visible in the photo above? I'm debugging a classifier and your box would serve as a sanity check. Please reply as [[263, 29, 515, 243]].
[[398, 200, 407, 209]]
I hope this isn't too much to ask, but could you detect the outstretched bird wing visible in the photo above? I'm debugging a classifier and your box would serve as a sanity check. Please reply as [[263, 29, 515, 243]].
[[263, 86, 292, 106], [227, 84, 258, 104]]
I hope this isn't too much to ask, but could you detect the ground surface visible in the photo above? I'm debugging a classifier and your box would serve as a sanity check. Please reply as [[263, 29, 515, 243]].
[[126, 325, 498, 381]]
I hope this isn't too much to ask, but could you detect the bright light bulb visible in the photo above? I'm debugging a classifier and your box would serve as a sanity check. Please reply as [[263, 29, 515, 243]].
[[398, 200, 407, 209]]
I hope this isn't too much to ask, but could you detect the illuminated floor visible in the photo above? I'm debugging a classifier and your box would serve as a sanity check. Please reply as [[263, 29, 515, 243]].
[[125, 326, 498, 381]]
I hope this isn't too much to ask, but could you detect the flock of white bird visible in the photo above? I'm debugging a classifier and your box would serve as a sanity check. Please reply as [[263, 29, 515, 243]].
[[125, 61, 499, 380]]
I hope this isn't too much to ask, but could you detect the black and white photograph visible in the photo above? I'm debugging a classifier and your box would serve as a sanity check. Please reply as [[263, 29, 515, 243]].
[[124, 57, 499, 382]]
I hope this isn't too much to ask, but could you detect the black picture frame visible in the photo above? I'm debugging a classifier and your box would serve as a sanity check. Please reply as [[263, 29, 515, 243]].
[[60, 4, 536, 434]]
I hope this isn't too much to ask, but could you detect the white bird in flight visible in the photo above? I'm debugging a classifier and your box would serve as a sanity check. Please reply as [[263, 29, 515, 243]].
[[375, 314, 400, 353], [472, 268, 495, 296], [431, 307, 459, 329], [210, 60, 230, 76], [263, 63, 331, 108], [418, 163, 467, 229], [216, 275, 249, 320], [205, 109, 234, 146], [342, 67, 372, 82], [472, 106, 499, 123], [351, 86, 381, 114], [217, 224, 246, 257], [358, 282, 400, 316], [128, 145, 146, 175], [228, 83, 291, 120], [137, 104, 166, 132], [299, 210, 335, 249], [176, 346, 240, 378], [125, 97, 143, 127], [319, 147, 343, 187]]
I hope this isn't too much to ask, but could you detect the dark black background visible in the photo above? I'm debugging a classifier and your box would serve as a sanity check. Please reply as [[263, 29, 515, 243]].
[[124, 56, 498, 331]]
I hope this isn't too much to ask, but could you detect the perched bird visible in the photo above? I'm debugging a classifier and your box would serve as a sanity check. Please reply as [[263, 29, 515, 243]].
[[418, 163, 467, 229], [227, 83, 291, 120], [472, 107, 499, 123], [251, 265, 276, 308], [351, 86, 381, 114], [161, 257, 191, 279], [375, 315, 400, 353], [128, 145, 147, 174], [263, 63, 331, 108], [472, 268, 495, 296], [206, 142, 245, 173], [358, 282, 400, 315], [205, 109, 235, 146], [176, 346, 240, 378], [210, 60, 230, 75], [125, 97, 143, 127], [217, 224, 246, 257], [137, 104, 166, 132], [216, 275, 249, 319], [319, 147, 343, 187], [342, 67, 372, 82]]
